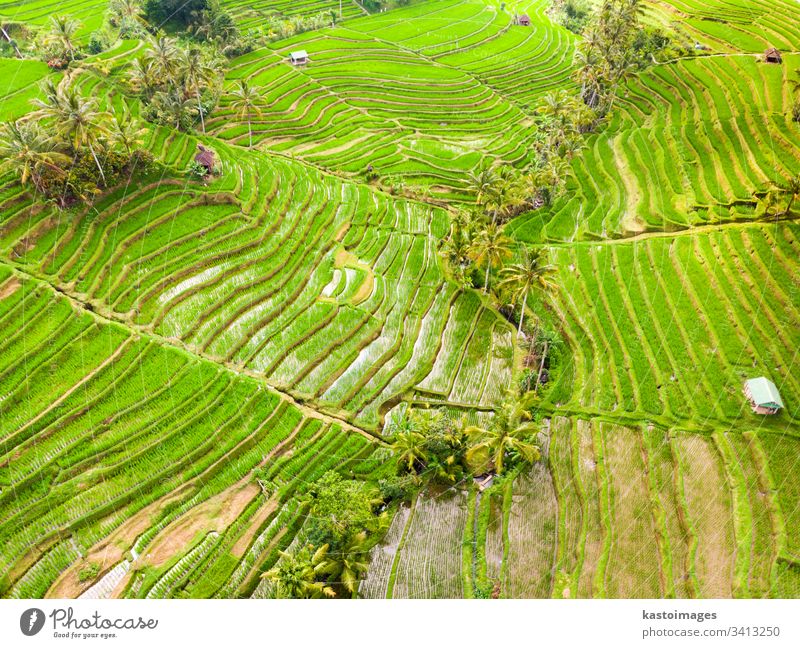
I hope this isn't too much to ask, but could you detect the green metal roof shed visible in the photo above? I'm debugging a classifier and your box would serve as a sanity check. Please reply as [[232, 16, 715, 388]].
[[744, 377, 784, 412]]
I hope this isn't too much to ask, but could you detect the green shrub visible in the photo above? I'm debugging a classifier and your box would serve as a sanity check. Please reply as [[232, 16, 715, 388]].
[[305, 471, 380, 551], [87, 31, 110, 55], [377, 475, 414, 503], [186, 160, 209, 179], [78, 562, 100, 582]]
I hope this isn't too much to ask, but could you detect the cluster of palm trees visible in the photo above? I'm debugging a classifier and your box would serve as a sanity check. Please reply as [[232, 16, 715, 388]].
[[0, 75, 146, 203], [389, 409, 467, 484], [442, 208, 554, 338], [259, 469, 386, 598], [573, 0, 643, 115], [464, 93, 593, 225], [129, 36, 224, 132], [38, 15, 84, 66], [262, 536, 370, 598], [107, 0, 149, 39], [442, 93, 587, 327], [390, 393, 541, 482], [107, 0, 246, 53], [260, 10, 337, 42]]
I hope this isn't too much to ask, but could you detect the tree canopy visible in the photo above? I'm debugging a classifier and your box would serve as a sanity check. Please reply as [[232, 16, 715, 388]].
[[305, 471, 381, 551]]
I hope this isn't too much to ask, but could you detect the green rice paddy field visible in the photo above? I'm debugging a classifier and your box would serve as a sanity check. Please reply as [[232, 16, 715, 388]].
[[0, 0, 798, 598]]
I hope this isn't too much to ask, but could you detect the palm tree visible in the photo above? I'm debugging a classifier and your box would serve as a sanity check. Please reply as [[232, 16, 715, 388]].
[[779, 175, 800, 215], [560, 134, 585, 160], [497, 175, 527, 220], [497, 249, 556, 340], [537, 90, 572, 135], [390, 426, 427, 474], [32, 77, 110, 183], [467, 222, 512, 294], [1, 24, 21, 57], [604, 57, 638, 113], [145, 36, 180, 88], [129, 57, 158, 98], [179, 47, 217, 134], [321, 531, 369, 595], [228, 80, 262, 147], [107, 111, 146, 155], [0, 120, 70, 194], [152, 89, 198, 130], [262, 545, 335, 599], [44, 15, 81, 61], [790, 71, 800, 121], [465, 393, 541, 475], [441, 229, 471, 270], [533, 156, 570, 205], [114, 0, 144, 20], [468, 165, 499, 207], [37, 78, 63, 112]]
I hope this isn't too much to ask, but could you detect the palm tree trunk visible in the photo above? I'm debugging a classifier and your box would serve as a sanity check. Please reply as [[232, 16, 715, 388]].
[[197, 94, 206, 134], [786, 193, 796, 216], [248, 116, 253, 147], [517, 291, 527, 340], [1, 26, 21, 57], [88, 141, 106, 185], [484, 263, 490, 294], [536, 339, 549, 392]]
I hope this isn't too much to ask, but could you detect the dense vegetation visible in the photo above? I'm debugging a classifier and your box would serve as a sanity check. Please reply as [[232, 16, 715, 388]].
[[0, 0, 797, 600]]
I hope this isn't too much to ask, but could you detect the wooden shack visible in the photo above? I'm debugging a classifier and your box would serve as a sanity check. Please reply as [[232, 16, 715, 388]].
[[195, 144, 216, 174], [764, 47, 782, 63]]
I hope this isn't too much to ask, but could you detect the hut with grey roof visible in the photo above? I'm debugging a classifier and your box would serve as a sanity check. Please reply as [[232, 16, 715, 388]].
[[289, 50, 309, 65], [743, 377, 784, 415]]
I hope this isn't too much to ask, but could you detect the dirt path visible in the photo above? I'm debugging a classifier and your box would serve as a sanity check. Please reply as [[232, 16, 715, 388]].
[[0, 277, 20, 299]]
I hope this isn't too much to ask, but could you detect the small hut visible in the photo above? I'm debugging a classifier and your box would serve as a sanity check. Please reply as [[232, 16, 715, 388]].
[[195, 144, 216, 174], [516, 14, 531, 27], [743, 376, 784, 415], [289, 50, 309, 65], [764, 47, 782, 64]]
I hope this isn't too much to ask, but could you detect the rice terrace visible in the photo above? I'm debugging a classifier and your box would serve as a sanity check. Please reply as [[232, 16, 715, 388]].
[[0, 0, 798, 601]]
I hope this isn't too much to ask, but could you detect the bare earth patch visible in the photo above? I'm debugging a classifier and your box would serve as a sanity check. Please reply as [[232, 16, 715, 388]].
[[46, 491, 186, 598], [504, 464, 558, 597], [232, 499, 279, 558], [0, 277, 21, 299], [675, 434, 736, 597], [143, 479, 259, 569]]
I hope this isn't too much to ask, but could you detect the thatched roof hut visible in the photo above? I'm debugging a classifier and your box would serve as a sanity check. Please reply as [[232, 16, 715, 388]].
[[764, 47, 782, 63], [195, 144, 216, 173]]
